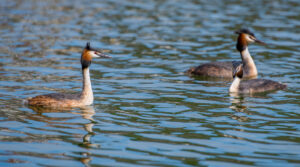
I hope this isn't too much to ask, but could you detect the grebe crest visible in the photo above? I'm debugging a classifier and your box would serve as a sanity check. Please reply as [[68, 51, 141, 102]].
[[229, 64, 286, 94], [187, 28, 266, 78], [232, 62, 243, 79], [25, 42, 111, 107], [235, 28, 265, 52]]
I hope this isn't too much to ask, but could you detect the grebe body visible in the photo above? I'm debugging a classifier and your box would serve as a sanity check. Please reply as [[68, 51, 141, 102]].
[[229, 64, 286, 94], [26, 42, 110, 107], [188, 29, 265, 78], [187, 61, 236, 78]]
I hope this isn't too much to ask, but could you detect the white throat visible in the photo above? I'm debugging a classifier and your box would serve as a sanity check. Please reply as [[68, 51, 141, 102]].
[[80, 67, 94, 105], [229, 77, 241, 92], [241, 47, 257, 77]]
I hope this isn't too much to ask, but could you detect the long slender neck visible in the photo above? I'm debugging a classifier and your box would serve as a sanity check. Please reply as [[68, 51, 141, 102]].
[[229, 77, 241, 92], [240, 47, 257, 77], [80, 67, 94, 105]]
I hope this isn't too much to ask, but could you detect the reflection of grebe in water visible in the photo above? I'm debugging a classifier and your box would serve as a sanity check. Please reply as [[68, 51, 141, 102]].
[[28, 105, 98, 166], [229, 95, 249, 122], [187, 29, 265, 78], [76, 106, 100, 166], [25, 42, 111, 107], [229, 64, 286, 94], [76, 106, 100, 149]]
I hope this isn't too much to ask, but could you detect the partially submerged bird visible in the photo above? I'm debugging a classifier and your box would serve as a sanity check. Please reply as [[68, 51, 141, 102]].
[[187, 28, 266, 78], [229, 63, 286, 94], [25, 42, 111, 107]]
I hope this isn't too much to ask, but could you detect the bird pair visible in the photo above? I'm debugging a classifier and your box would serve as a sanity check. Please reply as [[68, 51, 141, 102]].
[[187, 28, 286, 94]]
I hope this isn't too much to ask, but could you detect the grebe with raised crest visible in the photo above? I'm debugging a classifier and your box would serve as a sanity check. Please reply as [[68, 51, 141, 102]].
[[229, 63, 286, 94], [187, 29, 266, 78], [25, 42, 111, 107]]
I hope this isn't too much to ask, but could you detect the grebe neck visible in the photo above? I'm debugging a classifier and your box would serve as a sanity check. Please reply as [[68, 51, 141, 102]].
[[80, 67, 94, 105], [240, 47, 257, 77], [229, 77, 241, 92]]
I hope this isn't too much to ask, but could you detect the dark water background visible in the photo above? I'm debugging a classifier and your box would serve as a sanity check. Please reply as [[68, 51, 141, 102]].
[[0, 0, 299, 166]]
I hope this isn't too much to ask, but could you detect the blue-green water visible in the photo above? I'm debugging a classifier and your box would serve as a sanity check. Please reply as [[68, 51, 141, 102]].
[[0, 0, 299, 166]]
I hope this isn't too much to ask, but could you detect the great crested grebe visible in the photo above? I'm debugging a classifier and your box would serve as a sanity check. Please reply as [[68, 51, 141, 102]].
[[25, 42, 111, 107], [187, 28, 266, 78], [229, 63, 286, 94]]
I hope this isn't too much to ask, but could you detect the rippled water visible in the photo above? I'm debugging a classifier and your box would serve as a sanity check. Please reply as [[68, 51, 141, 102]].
[[0, 0, 300, 166]]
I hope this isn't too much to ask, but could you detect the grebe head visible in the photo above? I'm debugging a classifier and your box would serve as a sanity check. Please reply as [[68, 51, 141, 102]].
[[232, 63, 243, 79], [81, 42, 111, 69], [235, 28, 266, 52]]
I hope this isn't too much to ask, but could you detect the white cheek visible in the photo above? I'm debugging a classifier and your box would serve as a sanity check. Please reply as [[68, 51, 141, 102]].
[[246, 36, 255, 43], [90, 51, 100, 58]]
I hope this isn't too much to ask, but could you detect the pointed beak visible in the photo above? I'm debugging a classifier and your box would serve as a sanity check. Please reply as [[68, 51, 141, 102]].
[[254, 38, 266, 45], [94, 51, 111, 58]]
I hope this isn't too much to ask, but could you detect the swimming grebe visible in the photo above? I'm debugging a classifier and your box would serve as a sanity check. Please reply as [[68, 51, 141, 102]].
[[229, 63, 286, 94], [25, 42, 111, 107], [187, 28, 266, 78]]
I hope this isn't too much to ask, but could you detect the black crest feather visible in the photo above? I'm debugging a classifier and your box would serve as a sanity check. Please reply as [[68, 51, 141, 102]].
[[235, 28, 255, 37], [86, 42, 91, 50], [85, 42, 99, 52]]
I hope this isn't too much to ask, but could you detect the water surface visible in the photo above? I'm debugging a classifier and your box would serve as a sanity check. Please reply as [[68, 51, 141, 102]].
[[0, 0, 300, 166]]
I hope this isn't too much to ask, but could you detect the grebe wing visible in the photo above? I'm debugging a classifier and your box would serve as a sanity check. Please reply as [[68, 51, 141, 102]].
[[239, 79, 286, 93], [36, 93, 81, 100], [27, 93, 81, 106], [187, 61, 241, 77], [28, 93, 80, 102]]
